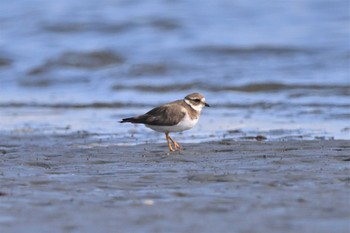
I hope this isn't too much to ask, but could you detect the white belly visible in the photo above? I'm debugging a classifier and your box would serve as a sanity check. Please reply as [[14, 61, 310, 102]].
[[145, 115, 199, 133]]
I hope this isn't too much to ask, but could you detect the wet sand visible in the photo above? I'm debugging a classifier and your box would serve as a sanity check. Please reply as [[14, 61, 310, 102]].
[[0, 133, 349, 233]]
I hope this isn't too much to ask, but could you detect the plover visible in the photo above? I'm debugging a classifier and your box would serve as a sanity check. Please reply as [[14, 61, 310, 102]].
[[120, 93, 210, 152]]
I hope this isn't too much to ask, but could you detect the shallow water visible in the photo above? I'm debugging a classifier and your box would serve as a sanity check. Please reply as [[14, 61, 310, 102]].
[[1, 0, 349, 141]]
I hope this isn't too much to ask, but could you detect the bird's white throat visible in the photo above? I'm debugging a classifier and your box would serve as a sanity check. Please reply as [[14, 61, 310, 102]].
[[184, 99, 204, 112]]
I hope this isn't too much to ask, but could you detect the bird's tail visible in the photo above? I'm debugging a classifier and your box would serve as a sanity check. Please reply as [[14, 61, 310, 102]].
[[119, 117, 135, 123]]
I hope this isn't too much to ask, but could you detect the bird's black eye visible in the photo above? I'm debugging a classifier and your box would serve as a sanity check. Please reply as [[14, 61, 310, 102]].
[[194, 99, 201, 103]]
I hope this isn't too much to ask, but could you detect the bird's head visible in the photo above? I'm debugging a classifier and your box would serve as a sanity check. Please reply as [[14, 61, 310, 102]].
[[184, 93, 210, 112]]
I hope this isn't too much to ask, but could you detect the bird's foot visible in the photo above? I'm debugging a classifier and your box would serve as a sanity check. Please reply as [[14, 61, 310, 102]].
[[173, 141, 182, 150], [166, 133, 182, 152], [169, 137, 182, 151], [168, 144, 175, 152]]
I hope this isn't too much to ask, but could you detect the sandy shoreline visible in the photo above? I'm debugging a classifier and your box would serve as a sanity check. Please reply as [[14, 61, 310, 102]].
[[0, 133, 349, 233]]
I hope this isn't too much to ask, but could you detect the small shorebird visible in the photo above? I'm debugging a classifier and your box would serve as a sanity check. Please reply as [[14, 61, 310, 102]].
[[120, 93, 210, 152]]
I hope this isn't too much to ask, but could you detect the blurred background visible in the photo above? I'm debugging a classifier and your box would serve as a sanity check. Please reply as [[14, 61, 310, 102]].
[[0, 0, 349, 143]]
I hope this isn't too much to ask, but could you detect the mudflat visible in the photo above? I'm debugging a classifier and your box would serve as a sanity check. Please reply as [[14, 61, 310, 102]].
[[0, 133, 349, 233]]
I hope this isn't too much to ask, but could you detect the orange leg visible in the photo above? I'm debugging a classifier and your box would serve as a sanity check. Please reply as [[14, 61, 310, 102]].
[[165, 133, 175, 152], [168, 135, 182, 150]]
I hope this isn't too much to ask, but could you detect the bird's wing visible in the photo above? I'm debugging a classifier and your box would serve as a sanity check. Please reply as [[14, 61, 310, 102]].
[[132, 102, 185, 126]]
